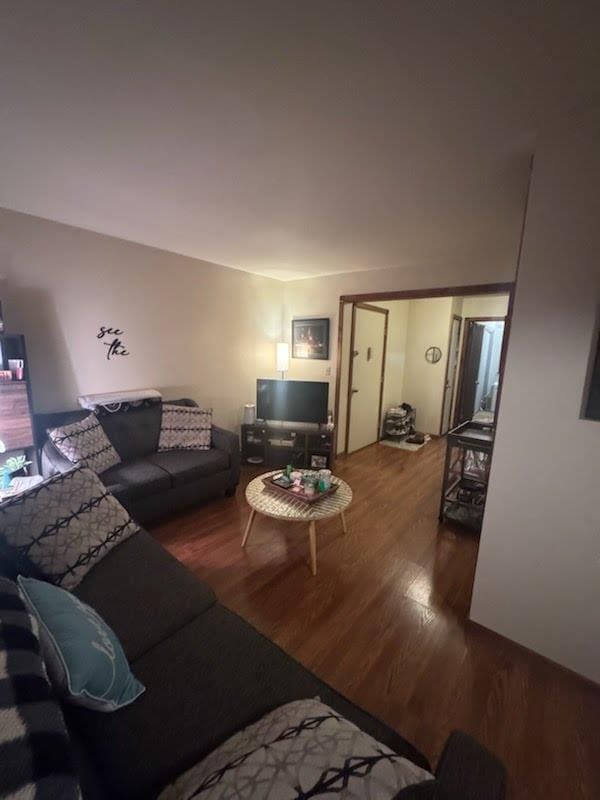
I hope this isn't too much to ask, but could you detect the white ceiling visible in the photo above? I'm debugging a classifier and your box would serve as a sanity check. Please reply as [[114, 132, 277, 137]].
[[1, 2, 599, 281]]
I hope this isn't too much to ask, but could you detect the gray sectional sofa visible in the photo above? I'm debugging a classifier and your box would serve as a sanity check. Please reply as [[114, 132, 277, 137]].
[[60, 528, 505, 799], [35, 399, 240, 523], [27, 399, 506, 798]]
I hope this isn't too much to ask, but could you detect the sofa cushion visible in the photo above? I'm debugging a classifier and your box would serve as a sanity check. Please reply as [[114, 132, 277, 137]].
[[67, 605, 429, 799], [158, 405, 212, 452], [101, 458, 172, 502], [48, 412, 121, 474], [99, 403, 162, 462], [147, 449, 229, 487], [0, 577, 81, 799], [18, 576, 145, 712], [0, 466, 139, 590], [73, 530, 217, 662], [158, 697, 433, 800]]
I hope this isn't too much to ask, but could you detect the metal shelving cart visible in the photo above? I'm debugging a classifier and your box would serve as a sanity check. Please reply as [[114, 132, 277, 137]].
[[439, 420, 494, 531]]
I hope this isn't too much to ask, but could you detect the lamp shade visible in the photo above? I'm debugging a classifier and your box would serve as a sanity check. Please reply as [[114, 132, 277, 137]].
[[276, 342, 289, 374]]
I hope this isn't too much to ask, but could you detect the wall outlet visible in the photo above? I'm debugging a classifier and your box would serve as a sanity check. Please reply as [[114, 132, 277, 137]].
[[325, 366, 331, 377]]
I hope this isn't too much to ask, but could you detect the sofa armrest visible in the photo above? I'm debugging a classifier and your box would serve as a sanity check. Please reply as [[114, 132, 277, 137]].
[[211, 425, 239, 455], [434, 730, 506, 800], [211, 425, 240, 487], [40, 440, 74, 478]]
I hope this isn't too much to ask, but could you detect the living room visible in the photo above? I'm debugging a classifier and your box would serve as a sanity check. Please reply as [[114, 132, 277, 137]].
[[1, 4, 599, 800]]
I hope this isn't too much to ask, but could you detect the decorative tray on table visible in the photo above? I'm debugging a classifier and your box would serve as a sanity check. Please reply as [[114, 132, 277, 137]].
[[262, 473, 338, 505]]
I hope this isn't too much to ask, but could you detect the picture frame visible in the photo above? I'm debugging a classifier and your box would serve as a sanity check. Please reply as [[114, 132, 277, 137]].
[[291, 318, 330, 360]]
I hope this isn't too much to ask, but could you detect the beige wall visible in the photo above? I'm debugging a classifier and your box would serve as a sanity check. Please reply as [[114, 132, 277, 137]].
[[376, 301, 410, 415], [0, 208, 284, 430], [461, 294, 509, 319], [402, 298, 454, 435], [471, 105, 600, 682], [0, 206, 514, 447]]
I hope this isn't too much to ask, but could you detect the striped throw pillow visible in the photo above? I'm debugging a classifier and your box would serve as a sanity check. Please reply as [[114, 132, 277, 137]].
[[48, 412, 120, 474], [158, 405, 212, 451]]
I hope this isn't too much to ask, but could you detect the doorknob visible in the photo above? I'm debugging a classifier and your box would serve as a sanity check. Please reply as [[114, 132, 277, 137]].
[[351, 388, 359, 394]]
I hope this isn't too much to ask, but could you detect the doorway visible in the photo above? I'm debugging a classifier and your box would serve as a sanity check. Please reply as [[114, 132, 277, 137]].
[[346, 303, 388, 454], [334, 284, 514, 456], [455, 317, 506, 426]]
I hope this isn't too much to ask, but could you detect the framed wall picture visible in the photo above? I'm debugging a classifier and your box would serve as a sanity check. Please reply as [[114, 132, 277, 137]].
[[291, 318, 330, 360]]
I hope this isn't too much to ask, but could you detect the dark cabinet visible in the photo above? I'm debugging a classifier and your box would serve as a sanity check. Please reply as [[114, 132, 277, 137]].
[[0, 334, 35, 452], [241, 424, 334, 469]]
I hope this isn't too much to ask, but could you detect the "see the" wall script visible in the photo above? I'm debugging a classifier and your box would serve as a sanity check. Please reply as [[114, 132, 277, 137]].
[[97, 326, 130, 360]]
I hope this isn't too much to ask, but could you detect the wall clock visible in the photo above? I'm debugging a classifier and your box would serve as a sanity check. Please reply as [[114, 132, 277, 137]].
[[425, 346, 442, 364]]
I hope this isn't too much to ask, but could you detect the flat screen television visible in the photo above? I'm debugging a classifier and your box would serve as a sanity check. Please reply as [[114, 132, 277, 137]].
[[257, 379, 328, 424]]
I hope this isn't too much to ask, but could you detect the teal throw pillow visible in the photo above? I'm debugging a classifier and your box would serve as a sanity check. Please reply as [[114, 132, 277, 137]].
[[18, 576, 145, 712]]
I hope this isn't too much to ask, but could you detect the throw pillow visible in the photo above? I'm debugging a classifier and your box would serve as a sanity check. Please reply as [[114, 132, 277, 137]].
[[0, 577, 81, 799], [158, 698, 434, 800], [48, 412, 121, 474], [0, 466, 139, 590], [18, 576, 145, 712], [158, 404, 212, 451]]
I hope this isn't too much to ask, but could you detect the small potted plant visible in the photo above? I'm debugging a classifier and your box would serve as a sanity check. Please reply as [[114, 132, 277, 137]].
[[0, 454, 32, 491]]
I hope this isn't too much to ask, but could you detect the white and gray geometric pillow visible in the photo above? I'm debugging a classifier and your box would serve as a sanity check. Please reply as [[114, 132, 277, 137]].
[[158, 698, 434, 800], [0, 466, 139, 590], [158, 404, 212, 451], [48, 412, 121, 474]]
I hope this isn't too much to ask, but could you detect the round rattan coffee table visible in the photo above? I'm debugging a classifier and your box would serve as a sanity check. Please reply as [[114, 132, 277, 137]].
[[242, 471, 353, 576]]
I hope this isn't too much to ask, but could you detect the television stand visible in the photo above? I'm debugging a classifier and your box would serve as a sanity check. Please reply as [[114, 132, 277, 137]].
[[241, 422, 334, 470]]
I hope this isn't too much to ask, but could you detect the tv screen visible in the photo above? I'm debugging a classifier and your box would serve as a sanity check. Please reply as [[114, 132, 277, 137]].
[[257, 379, 328, 424]]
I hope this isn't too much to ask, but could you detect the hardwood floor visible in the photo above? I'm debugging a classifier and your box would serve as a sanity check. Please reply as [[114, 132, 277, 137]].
[[150, 439, 600, 800]]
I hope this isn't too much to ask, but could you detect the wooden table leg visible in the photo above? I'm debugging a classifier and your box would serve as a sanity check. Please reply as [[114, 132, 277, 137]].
[[309, 521, 317, 576], [341, 510, 348, 534], [241, 508, 256, 547]]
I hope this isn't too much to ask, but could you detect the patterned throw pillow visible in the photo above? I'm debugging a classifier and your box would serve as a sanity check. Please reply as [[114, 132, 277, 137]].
[[158, 698, 433, 800], [18, 576, 145, 712], [0, 466, 139, 590], [0, 577, 80, 799], [158, 404, 212, 451], [48, 412, 121, 474]]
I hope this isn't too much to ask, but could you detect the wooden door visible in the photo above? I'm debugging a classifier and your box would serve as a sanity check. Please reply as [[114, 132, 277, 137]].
[[347, 304, 388, 454]]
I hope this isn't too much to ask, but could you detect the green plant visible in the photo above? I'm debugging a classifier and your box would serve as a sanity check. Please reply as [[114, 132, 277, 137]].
[[0, 454, 31, 477]]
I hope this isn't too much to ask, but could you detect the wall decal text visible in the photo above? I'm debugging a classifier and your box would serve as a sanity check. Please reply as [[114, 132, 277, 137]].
[[97, 326, 130, 360]]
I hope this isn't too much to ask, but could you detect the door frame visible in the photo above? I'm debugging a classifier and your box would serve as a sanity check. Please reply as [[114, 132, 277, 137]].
[[345, 303, 389, 455], [333, 282, 515, 457], [453, 316, 506, 427], [439, 313, 463, 436]]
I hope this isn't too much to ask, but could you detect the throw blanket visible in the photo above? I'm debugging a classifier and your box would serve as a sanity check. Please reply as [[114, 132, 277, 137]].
[[78, 389, 162, 413], [0, 578, 80, 798]]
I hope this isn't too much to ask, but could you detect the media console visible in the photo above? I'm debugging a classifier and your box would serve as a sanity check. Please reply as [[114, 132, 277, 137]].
[[241, 422, 334, 470]]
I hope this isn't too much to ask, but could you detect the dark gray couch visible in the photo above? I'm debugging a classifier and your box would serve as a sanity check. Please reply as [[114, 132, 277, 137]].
[[35, 399, 240, 523], [60, 529, 506, 799]]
